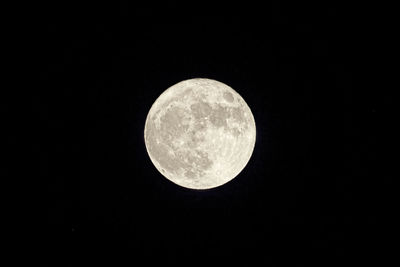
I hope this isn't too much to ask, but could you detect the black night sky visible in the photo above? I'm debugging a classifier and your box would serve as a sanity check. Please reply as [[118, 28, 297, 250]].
[[36, 2, 394, 266]]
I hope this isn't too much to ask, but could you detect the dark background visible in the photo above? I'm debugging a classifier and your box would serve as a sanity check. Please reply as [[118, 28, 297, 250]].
[[35, 2, 394, 266]]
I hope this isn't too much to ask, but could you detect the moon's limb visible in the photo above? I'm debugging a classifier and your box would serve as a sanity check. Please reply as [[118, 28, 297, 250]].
[[144, 78, 256, 189]]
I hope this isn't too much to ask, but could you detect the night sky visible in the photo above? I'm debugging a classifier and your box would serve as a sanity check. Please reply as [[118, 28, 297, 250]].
[[35, 2, 394, 266]]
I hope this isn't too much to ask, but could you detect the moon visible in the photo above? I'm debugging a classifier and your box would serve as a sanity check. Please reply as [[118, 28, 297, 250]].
[[144, 78, 256, 190]]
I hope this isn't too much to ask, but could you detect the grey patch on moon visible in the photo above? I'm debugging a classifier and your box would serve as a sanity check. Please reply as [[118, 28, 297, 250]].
[[144, 78, 256, 189], [223, 91, 234, 102]]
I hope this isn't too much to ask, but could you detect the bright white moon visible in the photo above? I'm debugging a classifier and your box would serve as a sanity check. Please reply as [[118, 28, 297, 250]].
[[144, 78, 256, 189]]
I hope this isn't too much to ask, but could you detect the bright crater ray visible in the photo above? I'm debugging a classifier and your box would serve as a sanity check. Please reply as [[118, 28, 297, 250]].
[[144, 78, 256, 189]]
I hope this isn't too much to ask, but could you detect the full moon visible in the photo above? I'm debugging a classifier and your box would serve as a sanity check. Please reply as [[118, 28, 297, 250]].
[[144, 78, 256, 189]]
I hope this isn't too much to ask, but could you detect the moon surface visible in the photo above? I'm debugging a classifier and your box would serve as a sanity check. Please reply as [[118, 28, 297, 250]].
[[144, 78, 256, 189]]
